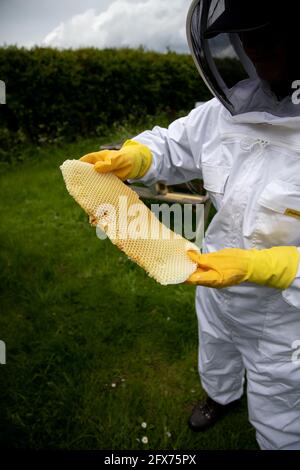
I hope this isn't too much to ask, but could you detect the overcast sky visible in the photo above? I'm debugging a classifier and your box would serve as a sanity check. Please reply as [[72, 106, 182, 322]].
[[0, 0, 191, 52]]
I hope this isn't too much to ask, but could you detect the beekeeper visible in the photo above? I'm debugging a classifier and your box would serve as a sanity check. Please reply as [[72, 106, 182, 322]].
[[80, 0, 300, 450]]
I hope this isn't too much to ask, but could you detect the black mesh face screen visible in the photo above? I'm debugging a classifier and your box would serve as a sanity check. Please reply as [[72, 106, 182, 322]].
[[187, 0, 253, 115], [207, 0, 226, 31], [186, 0, 300, 117]]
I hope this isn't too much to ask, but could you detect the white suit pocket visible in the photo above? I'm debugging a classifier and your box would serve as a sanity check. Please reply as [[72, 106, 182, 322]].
[[251, 179, 300, 247]]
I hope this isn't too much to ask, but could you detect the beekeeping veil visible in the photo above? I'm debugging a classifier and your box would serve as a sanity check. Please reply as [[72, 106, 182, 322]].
[[186, 0, 300, 116]]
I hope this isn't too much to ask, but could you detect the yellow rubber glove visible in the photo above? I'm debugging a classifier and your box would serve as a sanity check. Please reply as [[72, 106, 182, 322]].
[[186, 246, 300, 289], [79, 139, 152, 181]]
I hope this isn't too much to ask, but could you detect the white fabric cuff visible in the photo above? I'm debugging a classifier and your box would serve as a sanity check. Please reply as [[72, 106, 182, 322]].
[[282, 247, 300, 309]]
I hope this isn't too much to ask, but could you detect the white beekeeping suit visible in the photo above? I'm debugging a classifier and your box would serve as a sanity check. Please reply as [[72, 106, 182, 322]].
[[131, 0, 300, 450]]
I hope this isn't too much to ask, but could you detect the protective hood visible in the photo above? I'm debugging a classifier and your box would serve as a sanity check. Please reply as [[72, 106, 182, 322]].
[[186, 0, 300, 117]]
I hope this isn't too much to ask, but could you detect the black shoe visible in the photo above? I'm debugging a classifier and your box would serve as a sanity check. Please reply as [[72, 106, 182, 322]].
[[188, 396, 239, 432]]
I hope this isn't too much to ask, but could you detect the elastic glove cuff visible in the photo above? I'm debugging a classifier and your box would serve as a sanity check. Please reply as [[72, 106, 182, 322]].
[[122, 140, 153, 179], [248, 246, 300, 290]]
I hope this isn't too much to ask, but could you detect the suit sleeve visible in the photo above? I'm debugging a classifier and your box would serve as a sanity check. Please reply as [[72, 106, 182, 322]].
[[128, 98, 220, 186]]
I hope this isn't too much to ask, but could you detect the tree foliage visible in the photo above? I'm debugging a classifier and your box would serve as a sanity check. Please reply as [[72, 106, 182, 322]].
[[0, 46, 243, 160]]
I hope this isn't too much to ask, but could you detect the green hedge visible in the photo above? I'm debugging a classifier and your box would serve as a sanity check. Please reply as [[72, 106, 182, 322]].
[[0, 46, 243, 161]]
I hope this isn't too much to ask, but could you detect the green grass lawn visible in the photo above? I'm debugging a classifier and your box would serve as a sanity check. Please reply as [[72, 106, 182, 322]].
[[0, 136, 258, 449]]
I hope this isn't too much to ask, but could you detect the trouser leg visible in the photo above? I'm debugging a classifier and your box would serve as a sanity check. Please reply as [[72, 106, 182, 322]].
[[234, 299, 300, 450], [195, 287, 245, 405], [242, 345, 300, 449]]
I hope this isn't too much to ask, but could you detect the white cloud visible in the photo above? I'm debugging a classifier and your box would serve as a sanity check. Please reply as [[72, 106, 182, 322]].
[[42, 0, 190, 52]]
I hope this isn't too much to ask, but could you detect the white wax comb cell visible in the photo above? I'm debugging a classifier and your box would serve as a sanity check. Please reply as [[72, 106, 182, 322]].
[[60, 159, 199, 285]]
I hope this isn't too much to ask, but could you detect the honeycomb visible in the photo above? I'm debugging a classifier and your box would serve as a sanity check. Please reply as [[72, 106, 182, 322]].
[[60, 160, 199, 285]]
